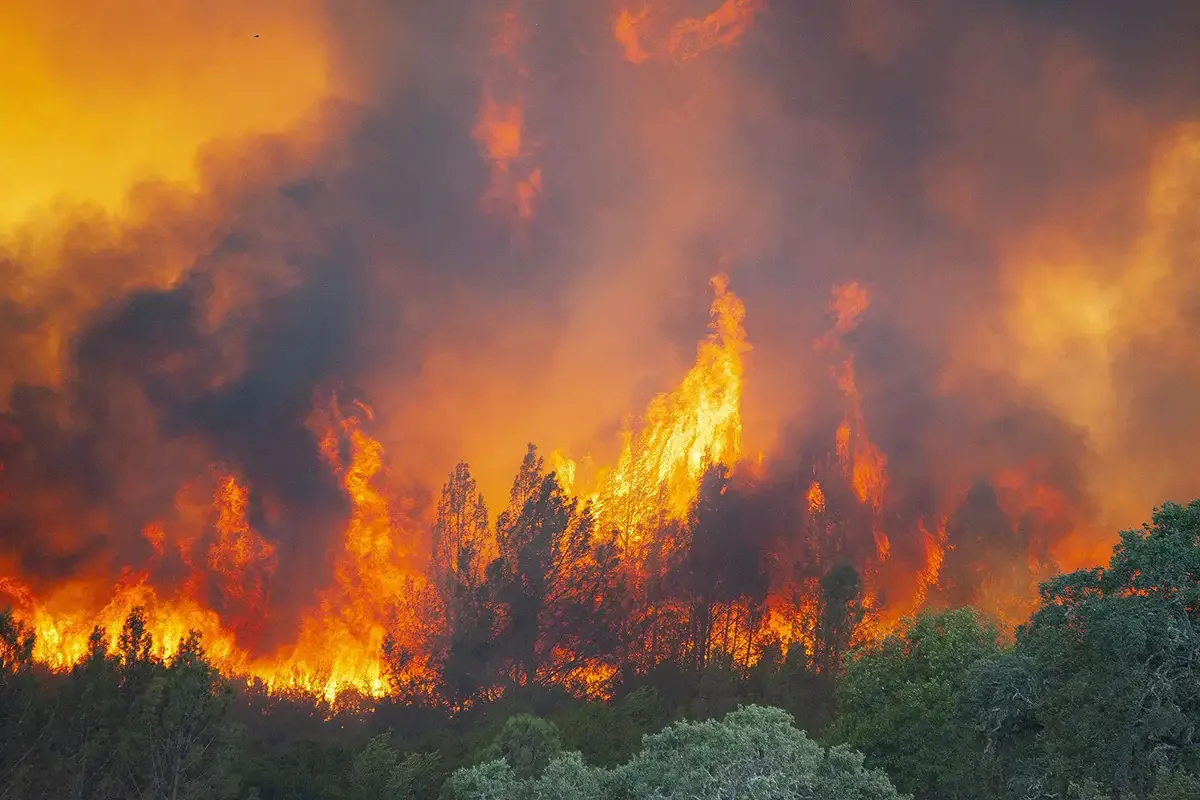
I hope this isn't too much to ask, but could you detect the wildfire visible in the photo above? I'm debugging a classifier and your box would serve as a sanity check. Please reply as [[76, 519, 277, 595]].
[[818, 283, 890, 563], [911, 518, 948, 612], [614, 0, 765, 63], [0, 269, 1100, 700], [0, 0, 1182, 717], [581, 274, 748, 550], [1, 400, 432, 705], [806, 480, 826, 516], [266, 398, 434, 703], [207, 475, 278, 646], [472, 4, 543, 219]]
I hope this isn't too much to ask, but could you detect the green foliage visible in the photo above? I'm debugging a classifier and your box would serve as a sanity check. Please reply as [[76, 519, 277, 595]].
[[347, 734, 443, 800], [0, 609, 248, 800], [484, 714, 563, 779], [748, 641, 835, 733], [1148, 770, 1200, 800], [970, 501, 1200, 799], [450, 705, 905, 800], [553, 686, 673, 767], [0, 610, 39, 799], [394, 751, 446, 800], [349, 734, 404, 800], [119, 630, 242, 799], [617, 705, 904, 800], [832, 608, 1002, 799]]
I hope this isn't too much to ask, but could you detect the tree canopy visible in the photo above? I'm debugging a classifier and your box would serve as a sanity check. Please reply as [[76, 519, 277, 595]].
[[449, 705, 905, 800]]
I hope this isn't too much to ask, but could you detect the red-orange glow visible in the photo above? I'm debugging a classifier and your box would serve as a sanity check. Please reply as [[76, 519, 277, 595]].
[[587, 274, 747, 549], [12, 569, 242, 675], [614, 0, 765, 63], [207, 475, 277, 647], [818, 283, 891, 562], [613, 7, 653, 64], [0, 0, 1186, 713], [1, 471, 286, 673], [911, 518, 947, 611], [473, 5, 542, 220], [277, 398, 434, 703], [2, 401, 433, 705], [806, 480, 826, 516], [761, 584, 819, 661], [0, 264, 1123, 698]]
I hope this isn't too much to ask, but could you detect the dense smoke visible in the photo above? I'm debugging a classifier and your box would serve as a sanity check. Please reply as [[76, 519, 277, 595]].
[[1, 0, 1198, 666]]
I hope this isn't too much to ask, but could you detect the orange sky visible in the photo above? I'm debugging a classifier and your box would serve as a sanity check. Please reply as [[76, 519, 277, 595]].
[[0, 0, 332, 227]]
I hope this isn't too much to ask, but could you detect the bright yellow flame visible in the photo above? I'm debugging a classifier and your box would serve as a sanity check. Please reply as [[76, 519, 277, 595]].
[[6, 400, 434, 706], [591, 275, 748, 540], [276, 398, 433, 703]]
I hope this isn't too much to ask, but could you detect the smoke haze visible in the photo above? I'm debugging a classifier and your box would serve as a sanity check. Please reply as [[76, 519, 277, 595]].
[[1, 0, 1197, 663]]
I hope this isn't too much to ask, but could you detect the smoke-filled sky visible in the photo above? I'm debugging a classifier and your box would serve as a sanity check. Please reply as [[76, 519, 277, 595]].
[[2, 0, 1198, 596]]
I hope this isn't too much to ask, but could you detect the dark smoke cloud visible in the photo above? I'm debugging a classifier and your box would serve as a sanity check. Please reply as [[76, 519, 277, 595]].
[[1, 0, 1198, 633]]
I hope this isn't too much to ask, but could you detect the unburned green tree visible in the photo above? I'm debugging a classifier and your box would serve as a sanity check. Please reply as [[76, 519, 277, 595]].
[[119, 630, 241, 800], [0, 610, 39, 800], [483, 713, 562, 780], [969, 500, 1200, 798], [833, 608, 1001, 800], [449, 705, 905, 800]]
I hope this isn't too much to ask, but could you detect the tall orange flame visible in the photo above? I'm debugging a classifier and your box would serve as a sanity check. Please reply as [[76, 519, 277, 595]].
[[818, 283, 890, 562], [2, 401, 435, 705], [6, 473, 264, 674], [208, 475, 277, 647], [585, 275, 748, 549], [0, 270, 1095, 700], [275, 398, 434, 702]]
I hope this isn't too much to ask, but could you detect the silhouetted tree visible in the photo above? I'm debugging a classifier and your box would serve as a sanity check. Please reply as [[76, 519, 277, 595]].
[[0, 611, 39, 800], [815, 563, 863, 676], [432, 463, 491, 613], [672, 465, 770, 672], [119, 631, 241, 799], [430, 463, 498, 702], [495, 445, 544, 572], [940, 481, 1021, 608], [489, 446, 622, 690], [54, 626, 125, 800]]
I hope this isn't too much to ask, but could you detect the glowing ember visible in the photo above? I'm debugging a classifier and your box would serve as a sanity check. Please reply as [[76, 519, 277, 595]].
[[818, 283, 890, 563], [614, 0, 765, 63], [473, 5, 542, 219]]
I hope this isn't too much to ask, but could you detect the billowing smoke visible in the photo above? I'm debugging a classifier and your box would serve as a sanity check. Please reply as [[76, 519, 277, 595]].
[[0, 0, 1197, 675]]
